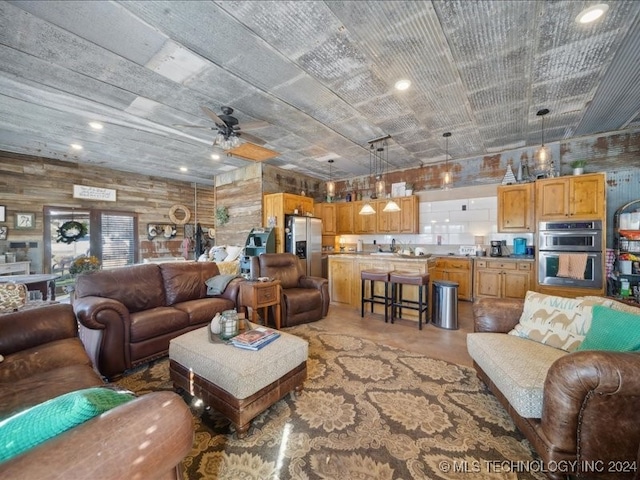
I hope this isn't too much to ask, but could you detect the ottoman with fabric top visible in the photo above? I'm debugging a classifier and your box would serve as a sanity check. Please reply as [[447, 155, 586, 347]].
[[169, 325, 308, 438]]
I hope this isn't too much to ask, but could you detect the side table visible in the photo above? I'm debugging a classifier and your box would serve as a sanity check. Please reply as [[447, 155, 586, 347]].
[[239, 280, 281, 330]]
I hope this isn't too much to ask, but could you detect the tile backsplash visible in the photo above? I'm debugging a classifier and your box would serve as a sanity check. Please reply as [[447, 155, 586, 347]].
[[340, 194, 534, 255]]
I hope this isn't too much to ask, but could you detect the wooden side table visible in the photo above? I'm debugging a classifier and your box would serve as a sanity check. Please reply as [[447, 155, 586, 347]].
[[239, 280, 282, 330]]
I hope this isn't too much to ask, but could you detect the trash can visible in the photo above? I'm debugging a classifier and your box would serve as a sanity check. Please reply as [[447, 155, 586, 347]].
[[431, 280, 458, 330]]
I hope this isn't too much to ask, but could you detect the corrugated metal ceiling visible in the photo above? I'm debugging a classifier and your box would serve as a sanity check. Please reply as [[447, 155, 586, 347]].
[[0, 0, 638, 185]]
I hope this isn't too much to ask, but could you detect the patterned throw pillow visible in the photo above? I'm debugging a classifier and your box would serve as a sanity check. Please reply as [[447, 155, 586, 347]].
[[0, 283, 27, 313], [508, 291, 614, 352]]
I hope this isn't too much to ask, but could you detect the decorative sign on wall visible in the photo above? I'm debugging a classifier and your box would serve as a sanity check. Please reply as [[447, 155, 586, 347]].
[[73, 185, 117, 202]]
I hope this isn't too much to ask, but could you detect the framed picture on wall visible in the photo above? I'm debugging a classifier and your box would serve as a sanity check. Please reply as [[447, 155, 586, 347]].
[[15, 212, 35, 229], [0, 226, 7, 240], [0, 205, 5, 222]]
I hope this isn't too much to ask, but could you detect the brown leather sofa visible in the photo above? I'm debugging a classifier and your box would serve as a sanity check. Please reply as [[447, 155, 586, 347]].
[[74, 261, 243, 380], [470, 297, 640, 480], [0, 304, 193, 479], [250, 253, 329, 327]]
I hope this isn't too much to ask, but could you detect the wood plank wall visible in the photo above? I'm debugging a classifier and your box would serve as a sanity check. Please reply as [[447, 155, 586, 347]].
[[0, 152, 214, 271]]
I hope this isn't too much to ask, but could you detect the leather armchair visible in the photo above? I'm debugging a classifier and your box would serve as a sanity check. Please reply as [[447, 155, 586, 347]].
[[251, 253, 329, 327]]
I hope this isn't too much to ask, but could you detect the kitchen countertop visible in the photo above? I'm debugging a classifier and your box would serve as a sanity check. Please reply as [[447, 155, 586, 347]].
[[326, 252, 535, 261]]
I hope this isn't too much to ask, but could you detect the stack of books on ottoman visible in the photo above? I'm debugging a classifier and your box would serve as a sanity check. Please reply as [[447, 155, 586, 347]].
[[231, 326, 280, 351]]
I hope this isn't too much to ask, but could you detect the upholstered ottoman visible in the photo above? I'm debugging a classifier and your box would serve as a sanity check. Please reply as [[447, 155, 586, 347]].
[[169, 326, 308, 438]]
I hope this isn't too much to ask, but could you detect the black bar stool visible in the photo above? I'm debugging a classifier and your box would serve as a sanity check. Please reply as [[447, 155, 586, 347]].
[[360, 269, 391, 323], [389, 271, 430, 330]]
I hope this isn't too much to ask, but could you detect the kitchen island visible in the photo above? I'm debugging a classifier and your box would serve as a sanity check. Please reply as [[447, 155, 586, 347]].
[[328, 253, 435, 322]]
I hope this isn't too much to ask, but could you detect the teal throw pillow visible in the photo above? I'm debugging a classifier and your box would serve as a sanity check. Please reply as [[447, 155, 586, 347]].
[[205, 274, 237, 295], [0, 387, 134, 463], [576, 305, 640, 352]]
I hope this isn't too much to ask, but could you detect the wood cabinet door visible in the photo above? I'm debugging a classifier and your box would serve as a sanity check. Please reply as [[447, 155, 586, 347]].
[[474, 269, 502, 298], [329, 258, 354, 306], [536, 178, 569, 219], [336, 203, 354, 234], [399, 196, 418, 233], [570, 174, 604, 218], [353, 201, 376, 233], [320, 204, 337, 235], [498, 184, 534, 232], [283, 194, 300, 214], [446, 269, 471, 300], [502, 270, 531, 299]]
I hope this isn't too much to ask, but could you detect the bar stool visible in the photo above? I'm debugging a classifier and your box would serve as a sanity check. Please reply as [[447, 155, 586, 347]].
[[389, 271, 430, 330], [360, 269, 392, 323]]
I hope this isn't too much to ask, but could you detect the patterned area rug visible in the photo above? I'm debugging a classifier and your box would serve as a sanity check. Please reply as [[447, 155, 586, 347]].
[[118, 324, 544, 479]]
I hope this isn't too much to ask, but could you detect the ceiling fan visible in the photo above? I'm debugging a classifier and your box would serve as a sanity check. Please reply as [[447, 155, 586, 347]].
[[174, 106, 268, 150]]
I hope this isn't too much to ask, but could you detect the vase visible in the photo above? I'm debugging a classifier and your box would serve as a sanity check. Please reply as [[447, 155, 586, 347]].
[[573, 167, 584, 176]]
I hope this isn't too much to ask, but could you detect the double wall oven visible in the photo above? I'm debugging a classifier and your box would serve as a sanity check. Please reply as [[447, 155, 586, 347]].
[[537, 220, 603, 289]]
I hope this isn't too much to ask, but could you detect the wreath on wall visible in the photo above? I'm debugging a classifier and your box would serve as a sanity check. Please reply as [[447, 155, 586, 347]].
[[215, 206, 229, 226], [56, 221, 88, 244]]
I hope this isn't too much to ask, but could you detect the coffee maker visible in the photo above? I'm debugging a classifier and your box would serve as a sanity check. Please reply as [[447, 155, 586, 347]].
[[490, 240, 503, 257]]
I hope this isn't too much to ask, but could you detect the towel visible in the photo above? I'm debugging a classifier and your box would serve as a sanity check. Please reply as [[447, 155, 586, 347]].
[[557, 253, 588, 280], [568, 253, 589, 280]]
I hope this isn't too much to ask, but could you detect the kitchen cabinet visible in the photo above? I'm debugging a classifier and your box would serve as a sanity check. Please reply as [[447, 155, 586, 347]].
[[315, 203, 337, 235], [327, 254, 430, 322], [263, 193, 314, 253], [376, 199, 400, 233], [474, 259, 533, 299], [535, 173, 605, 220], [328, 256, 355, 307], [498, 183, 534, 232], [429, 257, 473, 301], [336, 202, 354, 234], [353, 201, 376, 234]]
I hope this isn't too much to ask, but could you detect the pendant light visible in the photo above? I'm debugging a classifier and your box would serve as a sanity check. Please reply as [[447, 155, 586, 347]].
[[534, 108, 551, 176], [442, 132, 452, 190], [326, 159, 335, 200]]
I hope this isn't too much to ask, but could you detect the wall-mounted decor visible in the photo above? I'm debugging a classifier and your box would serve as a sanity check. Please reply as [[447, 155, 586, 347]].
[[15, 212, 35, 229], [168, 204, 191, 225], [73, 184, 117, 201], [56, 220, 88, 244], [0, 205, 5, 222], [147, 223, 177, 240], [215, 206, 229, 226], [0, 226, 7, 240]]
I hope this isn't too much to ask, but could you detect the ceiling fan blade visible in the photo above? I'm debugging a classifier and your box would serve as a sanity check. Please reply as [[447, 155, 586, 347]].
[[201, 106, 225, 126], [241, 120, 270, 130], [173, 124, 214, 129], [239, 132, 267, 146]]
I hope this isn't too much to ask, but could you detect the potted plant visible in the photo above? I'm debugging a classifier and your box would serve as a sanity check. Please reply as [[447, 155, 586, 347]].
[[570, 160, 586, 175], [405, 183, 414, 195]]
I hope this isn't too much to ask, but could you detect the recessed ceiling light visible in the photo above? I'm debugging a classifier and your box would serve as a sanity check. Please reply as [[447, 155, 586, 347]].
[[394, 79, 411, 91], [576, 4, 609, 24], [180, 166, 188, 172], [211, 154, 220, 160], [70, 143, 83, 150], [89, 121, 103, 130]]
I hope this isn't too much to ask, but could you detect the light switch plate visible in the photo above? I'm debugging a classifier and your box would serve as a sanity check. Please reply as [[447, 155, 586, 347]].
[[459, 245, 476, 255]]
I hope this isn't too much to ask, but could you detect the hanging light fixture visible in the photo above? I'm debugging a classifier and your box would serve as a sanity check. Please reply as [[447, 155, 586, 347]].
[[534, 108, 552, 176], [442, 132, 452, 190], [326, 159, 336, 200]]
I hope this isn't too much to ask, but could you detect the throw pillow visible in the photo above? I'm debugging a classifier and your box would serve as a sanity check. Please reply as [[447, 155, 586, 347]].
[[211, 246, 228, 263], [205, 274, 237, 296], [0, 283, 27, 313], [576, 305, 640, 352], [0, 387, 135, 462], [224, 245, 244, 263], [508, 291, 613, 352]]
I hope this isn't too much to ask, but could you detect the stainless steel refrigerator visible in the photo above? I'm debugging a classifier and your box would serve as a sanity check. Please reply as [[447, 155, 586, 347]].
[[284, 215, 322, 277]]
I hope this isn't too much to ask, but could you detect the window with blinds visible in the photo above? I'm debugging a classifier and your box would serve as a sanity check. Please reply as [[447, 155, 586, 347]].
[[100, 212, 137, 268]]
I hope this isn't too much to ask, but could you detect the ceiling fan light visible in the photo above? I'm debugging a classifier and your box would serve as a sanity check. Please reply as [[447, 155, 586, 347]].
[[383, 200, 401, 212], [230, 135, 241, 148], [359, 203, 376, 215]]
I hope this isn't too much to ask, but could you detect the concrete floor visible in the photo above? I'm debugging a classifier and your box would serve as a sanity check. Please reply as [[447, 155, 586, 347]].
[[314, 301, 474, 367]]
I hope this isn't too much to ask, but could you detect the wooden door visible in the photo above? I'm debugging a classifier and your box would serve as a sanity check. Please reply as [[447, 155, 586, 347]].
[[399, 196, 418, 233], [329, 258, 354, 306], [498, 184, 534, 232], [570, 174, 604, 219], [320, 204, 337, 235], [502, 269, 531, 299], [536, 178, 569, 219], [474, 268, 502, 298], [336, 203, 354, 234], [354, 201, 376, 233]]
